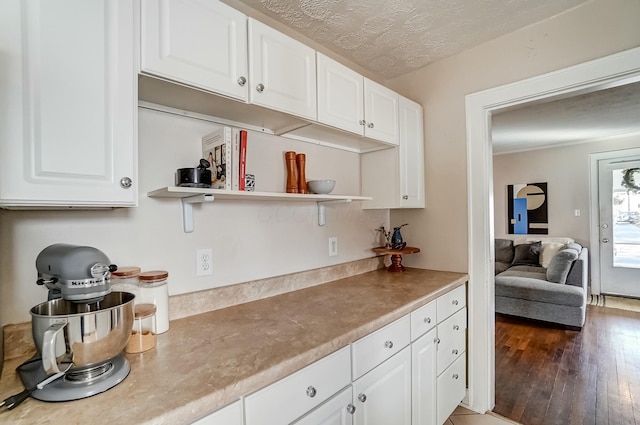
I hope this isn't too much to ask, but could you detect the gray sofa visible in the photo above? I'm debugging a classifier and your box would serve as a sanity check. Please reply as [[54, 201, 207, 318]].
[[494, 238, 588, 329]]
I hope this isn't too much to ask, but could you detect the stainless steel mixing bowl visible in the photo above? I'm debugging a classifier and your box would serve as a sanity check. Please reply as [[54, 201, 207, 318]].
[[30, 292, 135, 374]]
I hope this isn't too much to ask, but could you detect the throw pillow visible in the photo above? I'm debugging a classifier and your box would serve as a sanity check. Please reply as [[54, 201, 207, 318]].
[[511, 241, 541, 267], [495, 239, 514, 264], [546, 249, 579, 284], [539, 242, 564, 268], [561, 242, 582, 254]]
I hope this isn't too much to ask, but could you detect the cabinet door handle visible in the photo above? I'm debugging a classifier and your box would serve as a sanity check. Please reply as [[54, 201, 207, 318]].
[[358, 393, 367, 402], [120, 177, 132, 189], [306, 386, 317, 398], [423, 317, 431, 324], [403, 195, 409, 200], [453, 373, 459, 380], [367, 122, 374, 128], [384, 340, 393, 349], [452, 299, 459, 306], [435, 337, 440, 344], [452, 349, 459, 355], [359, 119, 366, 126], [346, 404, 356, 414], [256, 83, 265, 93], [453, 324, 460, 331], [237, 76, 247, 86]]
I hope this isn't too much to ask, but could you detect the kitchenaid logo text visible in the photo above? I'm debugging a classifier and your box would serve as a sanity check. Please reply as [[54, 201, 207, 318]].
[[69, 279, 106, 287]]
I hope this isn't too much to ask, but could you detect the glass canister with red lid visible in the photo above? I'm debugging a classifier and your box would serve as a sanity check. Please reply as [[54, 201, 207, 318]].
[[138, 270, 169, 334]]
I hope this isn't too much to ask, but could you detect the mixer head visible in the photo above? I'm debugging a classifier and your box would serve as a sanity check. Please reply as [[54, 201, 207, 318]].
[[36, 244, 117, 303]]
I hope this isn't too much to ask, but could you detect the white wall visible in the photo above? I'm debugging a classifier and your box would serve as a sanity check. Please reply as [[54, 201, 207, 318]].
[[386, 0, 640, 273], [0, 108, 388, 326], [493, 134, 640, 247]]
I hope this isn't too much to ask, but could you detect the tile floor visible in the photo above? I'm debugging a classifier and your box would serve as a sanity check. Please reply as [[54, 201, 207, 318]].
[[446, 406, 521, 425]]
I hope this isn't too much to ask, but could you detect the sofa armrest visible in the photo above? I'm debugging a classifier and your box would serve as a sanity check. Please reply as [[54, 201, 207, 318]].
[[566, 247, 588, 290]]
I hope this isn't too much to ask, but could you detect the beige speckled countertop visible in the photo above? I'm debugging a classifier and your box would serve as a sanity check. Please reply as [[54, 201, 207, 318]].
[[0, 268, 467, 425]]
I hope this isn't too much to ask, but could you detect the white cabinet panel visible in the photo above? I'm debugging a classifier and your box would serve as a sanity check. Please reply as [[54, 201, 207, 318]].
[[248, 18, 317, 120], [351, 315, 410, 380], [398, 96, 425, 208], [436, 285, 466, 322], [436, 308, 467, 375], [363, 79, 398, 145], [293, 386, 354, 425], [436, 354, 466, 425], [353, 347, 412, 425], [412, 328, 437, 425], [0, 0, 137, 208], [317, 53, 365, 135], [245, 346, 350, 425], [191, 400, 242, 425], [141, 0, 248, 101], [410, 300, 437, 341]]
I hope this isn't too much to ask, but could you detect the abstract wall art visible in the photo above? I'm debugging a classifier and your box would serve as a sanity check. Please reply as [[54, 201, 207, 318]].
[[507, 182, 548, 234]]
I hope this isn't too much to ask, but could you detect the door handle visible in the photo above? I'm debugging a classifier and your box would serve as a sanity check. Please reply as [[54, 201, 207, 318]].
[[602, 238, 609, 243]]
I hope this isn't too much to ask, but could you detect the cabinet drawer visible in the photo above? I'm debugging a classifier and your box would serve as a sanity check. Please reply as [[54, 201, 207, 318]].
[[293, 386, 353, 425], [245, 346, 351, 425], [437, 308, 467, 375], [436, 354, 467, 425], [190, 400, 242, 425], [410, 300, 436, 341], [352, 315, 410, 380], [436, 285, 466, 322]]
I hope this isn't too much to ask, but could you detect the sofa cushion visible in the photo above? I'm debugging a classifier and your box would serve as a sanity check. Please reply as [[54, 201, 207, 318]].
[[562, 242, 582, 254], [547, 249, 579, 284], [495, 274, 585, 307], [511, 241, 541, 267], [495, 262, 511, 275], [495, 239, 514, 264], [539, 242, 564, 268]]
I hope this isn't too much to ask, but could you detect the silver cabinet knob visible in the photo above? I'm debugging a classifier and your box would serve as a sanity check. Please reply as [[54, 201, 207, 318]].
[[367, 122, 374, 128], [403, 195, 409, 200], [256, 83, 265, 93], [423, 317, 431, 324], [453, 373, 459, 380], [435, 337, 441, 344], [359, 119, 366, 126], [358, 393, 367, 403], [452, 349, 459, 355], [120, 177, 132, 189], [602, 238, 609, 243], [453, 324, 460, 331], [306, 386, 317, 398], [602, 223, 609, 229], [384, 340, 393, 349], [237, 76, 247, 86], [346, 404, 356, 414], [452, 299, 459, 306]]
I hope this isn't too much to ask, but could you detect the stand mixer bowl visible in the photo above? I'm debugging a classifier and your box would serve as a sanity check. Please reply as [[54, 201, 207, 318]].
[[30, 292, 134, 374]]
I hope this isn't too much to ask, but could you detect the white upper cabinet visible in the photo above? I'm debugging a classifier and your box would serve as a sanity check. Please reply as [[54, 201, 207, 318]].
[[140, 0, 248, 101], [248, 18, 317, 121], [317, 53, 365, 135], [364, 79, 399, 145], [0, 0, 137, 208], [398, 96, 425, 208]]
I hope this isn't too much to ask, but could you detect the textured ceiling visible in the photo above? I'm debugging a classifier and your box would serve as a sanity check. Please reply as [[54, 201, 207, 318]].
[[492, 81, 640, 154], [234, 0, 588, 79]]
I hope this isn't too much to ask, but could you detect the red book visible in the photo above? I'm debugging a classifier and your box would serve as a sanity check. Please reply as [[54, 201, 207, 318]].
[[239, 130, 248, 190]]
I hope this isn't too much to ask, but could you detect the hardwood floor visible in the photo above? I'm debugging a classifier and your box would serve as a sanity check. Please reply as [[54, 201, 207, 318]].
[[494, 305, 640, 425]]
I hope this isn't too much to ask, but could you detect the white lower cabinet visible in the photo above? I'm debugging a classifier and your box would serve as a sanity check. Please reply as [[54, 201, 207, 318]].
[[411, 328, 437, 425], [244, 346, 351, 425], [436, 355, 466, 425], [293, 386, 354, 425], [353, 347, 412, 425], [191, 400, 242, 425]]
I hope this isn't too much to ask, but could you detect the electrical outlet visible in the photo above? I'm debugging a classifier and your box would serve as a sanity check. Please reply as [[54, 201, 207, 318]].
[[196, 248, 213, 276], [328, 237, 338, 257]]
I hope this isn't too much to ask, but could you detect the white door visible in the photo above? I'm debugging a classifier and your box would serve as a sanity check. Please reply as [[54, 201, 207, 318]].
[[364, 79, 399, 145], [0, 0, 137, 208], [141, 0, 248, 101], [398, 96, 425, 208], [353, 347, 411, 425], [412, 328, 437, 425], [598, 157, 640, 297], [317, 53, 365, 135], [293, 387, 354, 425], [248, 18, 317, 120]]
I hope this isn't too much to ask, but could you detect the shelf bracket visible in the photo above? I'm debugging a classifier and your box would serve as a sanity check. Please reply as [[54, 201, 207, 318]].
[[317, 199, 352, 226], [181, 194, 215, 233]]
